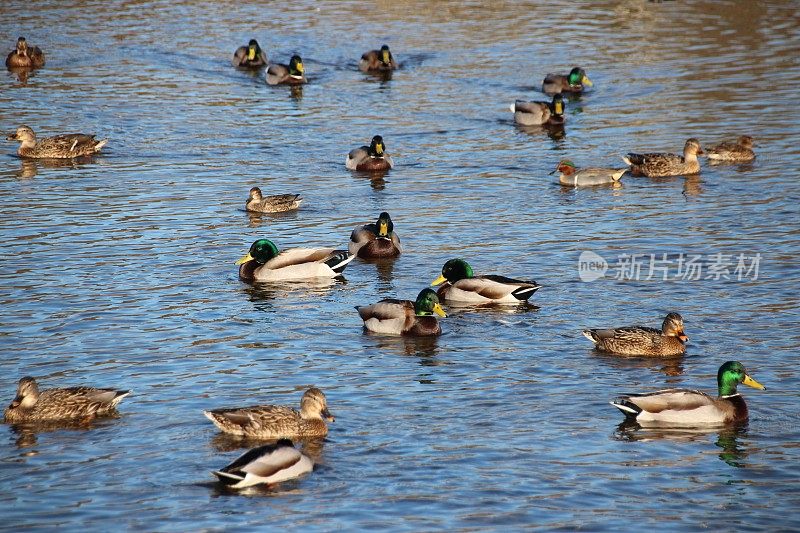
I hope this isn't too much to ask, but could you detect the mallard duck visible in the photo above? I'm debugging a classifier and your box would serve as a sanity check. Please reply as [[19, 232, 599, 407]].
[[4, 376, 129, 423], [509, 94, 565, 126], [235, 238, 354, 282], [6, 125, 108, 159], [542, 67, 592, 95], [245, 187, 302, 213], [611, 361, 766, 426], [204, 387, 334, 439], [5, 37, 45, 69], [213, 439, 313, 489], [551, 160, 627, 187], [623, 138, 703, 177], [349, 212, 402, 259], [706, 135, 755, 162], [583, 312, 688, 356], [346, 135, 394, 171], [232, 39, 268, 68], [431, 258, 541, 304], [266, 55, 307, 85], [359, 45, 398, 72], [356, 288, 446, 336]]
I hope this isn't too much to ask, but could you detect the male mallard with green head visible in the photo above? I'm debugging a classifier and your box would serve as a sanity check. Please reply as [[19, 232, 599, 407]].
[[349, 212, 402, 259], [611, 361, 765, 426], [542, 67, 592, 95], [623, 138, 704, 177], [6, 125, 107, 159], [583, 312, 688, 356], [431, 258, 541, 304], [356, 288, 446, 336], [4, 376, 129, 423], [232, 39, 267, 68], [359, 44, 397, 72], [235, 238, 354, 282], [346, 135, 394, 171], [510, 94, 565, 126], [266, 54, 307, 85], [5, 37, 45, 69]]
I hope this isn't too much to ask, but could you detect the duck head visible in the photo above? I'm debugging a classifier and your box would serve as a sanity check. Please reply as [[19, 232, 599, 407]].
[[380, 44, 393, 66], [301, 387, 334, 422], [247, 39, 261, 61], [683, 138, 704, 157], [235, 238, 279, 265], [8, 376, 39, 410], [15, 37, 29, 56], [375, 212, 394, 238], [551, 94, 565, 116], [717, 361, 765, 396], [552, 160, 577, 176], [738, 135, 754, 150], [289, 55, 304, 78], [568, 67, 592, 87], [6, 125, 36, 143], [248, 187, 263, 202], [368, 135, 386, 158], [432, 258, 474, 286], [662, 312, 688, 342], [414, 288, 446, 317]]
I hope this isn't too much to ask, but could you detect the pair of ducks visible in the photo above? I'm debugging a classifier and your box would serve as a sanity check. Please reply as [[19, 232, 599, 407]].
[[510, 67, 593, 126], [6, 37, 44, 69]]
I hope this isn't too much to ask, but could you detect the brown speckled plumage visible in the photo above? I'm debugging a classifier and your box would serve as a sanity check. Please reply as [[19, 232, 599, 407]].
[[6, 37, 45, 69], [623, 138, 703, 177], [7, 125, 107, 159], [706, 135, 755, 162], [245, 187, 302, 213], [583, 312, 688, 356], [4, 376, 129, 423]]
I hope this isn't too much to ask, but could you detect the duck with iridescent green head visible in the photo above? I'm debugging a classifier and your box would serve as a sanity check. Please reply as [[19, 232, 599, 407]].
[[349, 212, 402, 259], [359, 44, 398, 73], [510, 94, 565, 126], [266, 55, 307, 85], [611, 361, 766, 426], [542, 67, 593, 95], [431, 259, 541, 304], [232, 39, 268, 68], [356, 288, 446, 336], [235, 238, 354, 282], [346, 135, 394, 171]]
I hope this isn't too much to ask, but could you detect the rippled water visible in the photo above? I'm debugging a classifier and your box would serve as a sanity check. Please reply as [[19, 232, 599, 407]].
[[2, 0, 799, 530]]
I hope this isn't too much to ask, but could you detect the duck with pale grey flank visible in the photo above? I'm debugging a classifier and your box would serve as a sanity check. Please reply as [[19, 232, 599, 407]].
[[356, 288, 446, 336], [235, 238, 354, 282], [232, 39, 267, 68], [4, 376, 129, 423], [623, 139, 703, 177], [552, 160, 627, 187], [542, 67, 592, 95], [7, 125, 107, 159], [245, 187, 302, 213], [346, 135, 394, 171], [213, 439, 313, 489], [611, 361, 765, 426], [6, 37, 45, 69], [349, 212, 402, 259], [583, 312, 688, 356], [266, 55, 306, 85], [431, 258, 541, 304], [204, 387, 334, 439], [705, 135, 755, 162], [510, 94, 565, 126]]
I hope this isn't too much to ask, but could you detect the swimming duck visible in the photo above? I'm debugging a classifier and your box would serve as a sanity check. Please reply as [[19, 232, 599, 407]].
[[583, 312, 687, 356], [623, 138, 703, 177], [509, 94, 565, 126], [705, 135, 755, 162], [431, 258, 541, 304], [266, 55, 307, 85], [204, 387, 334, 439], [611, 361, 765, 426], [349, 212, 402, 259], [551, 160, 627, 187], [4, 376, 130, 423], [5, 37, 45, 69], [346, 135, 394, 171], [235, 238, 354, 282], [542, 67, 592, 95], [245, 187, 303, 213], [359, 45, 398, 72], [6, 125, 108, 159], [213, 439, 313, 489], [232, 39, 268, 68], [356, 288, 446, 336]]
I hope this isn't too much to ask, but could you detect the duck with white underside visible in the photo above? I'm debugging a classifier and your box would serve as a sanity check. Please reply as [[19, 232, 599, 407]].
[[510, 94, 565, 126], [623, 138, 703, 177], [611, 361, 765, 426], [346, 135, 394, 171], [349, 212, 402, 259], [213, 439, 313, 489], [551, 160, 627, 187], [431, 258, 541, 304], [356, 288, 446, 336], [235, 238, 354, 282]]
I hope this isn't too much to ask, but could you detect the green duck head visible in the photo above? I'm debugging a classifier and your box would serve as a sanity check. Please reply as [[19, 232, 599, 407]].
[[247, 39, 261, 61], [568, 67, 592, 87], [550, 159, 576, 176], [380, 44, 392, 65], [414, 288, 446, 317], [717, 361, 765, 396], [375, 211, 394, 237], [368, 135, 386, 157], [431, 258, 474, 286], [551, 94, 565, 116], [289, 55, 304, 77], [235, 238, 279, 265]]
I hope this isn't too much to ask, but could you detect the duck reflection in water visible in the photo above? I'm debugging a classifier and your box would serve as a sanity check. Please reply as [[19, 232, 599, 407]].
[[7, 418, 118, 451], [592, 351, 685, 378]]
